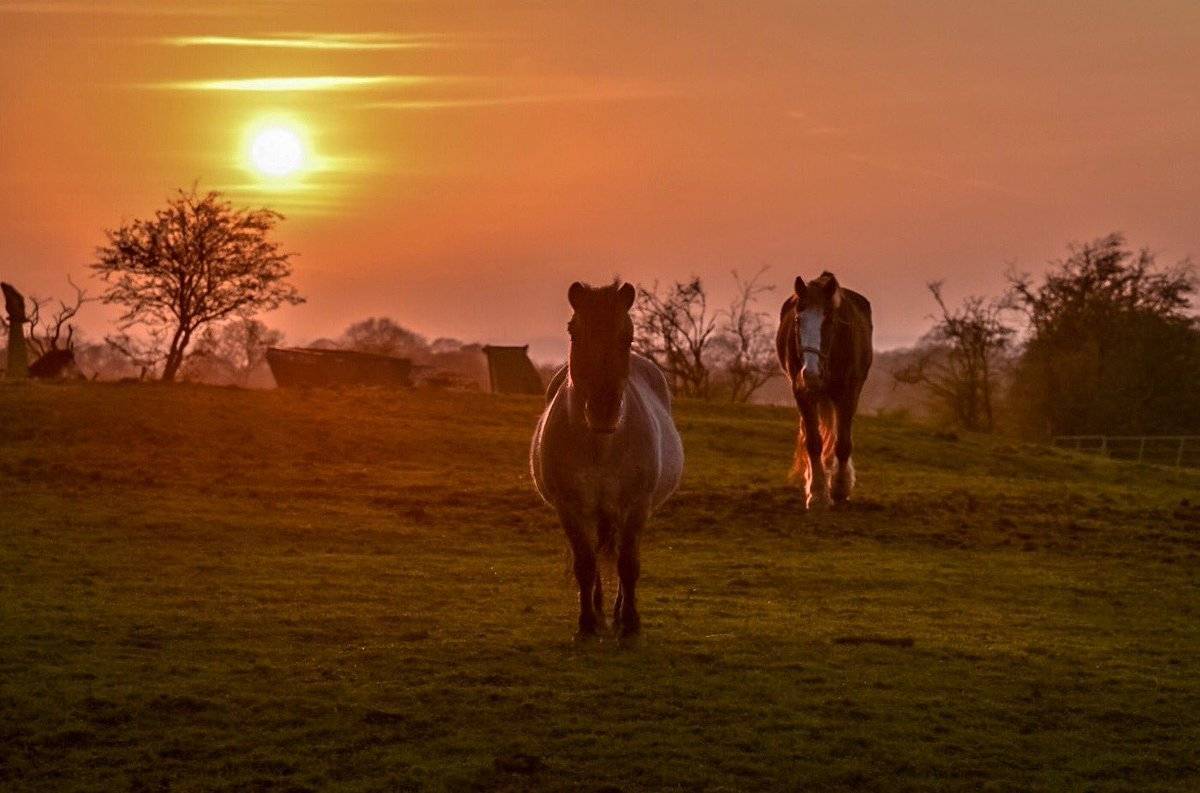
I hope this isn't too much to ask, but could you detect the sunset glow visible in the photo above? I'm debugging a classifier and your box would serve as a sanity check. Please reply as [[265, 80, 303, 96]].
[[0, 2, 1196, 358]]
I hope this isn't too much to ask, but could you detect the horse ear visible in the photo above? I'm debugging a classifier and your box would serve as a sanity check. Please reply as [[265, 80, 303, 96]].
[[618, 282, 636, 312], [794, 276, 806, 296], [567, 281, 586, 309]]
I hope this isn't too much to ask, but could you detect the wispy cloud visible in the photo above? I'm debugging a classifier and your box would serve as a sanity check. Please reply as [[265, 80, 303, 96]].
[[0, 1, 251, 16], [156, 76, 448, 92], [363, 86, 672, 111], [163, 33, 449, 51]]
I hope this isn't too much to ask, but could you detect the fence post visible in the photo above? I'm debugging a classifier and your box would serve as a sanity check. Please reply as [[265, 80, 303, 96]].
[[1100, 436, 1108, 457], [1178, 438, 1186, 468], [1138, 437, 1146, 463]]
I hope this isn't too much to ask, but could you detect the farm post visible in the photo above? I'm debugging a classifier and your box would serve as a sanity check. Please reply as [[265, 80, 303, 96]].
[[2, 282, 29, 379]]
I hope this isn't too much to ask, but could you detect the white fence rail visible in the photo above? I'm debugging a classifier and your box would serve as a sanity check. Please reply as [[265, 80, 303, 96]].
[[1052, 435, 1200, 468]]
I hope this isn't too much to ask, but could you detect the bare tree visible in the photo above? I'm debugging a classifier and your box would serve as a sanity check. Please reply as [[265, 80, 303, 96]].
[[104, 330, 167, 380], [73, 339, 142, 381], [895, 281, 1014, 432], [2, 278, 94, 378], [338, 317, 429, 359], [184, 318, 284, 386], [632, 277, 719, 398], [715, 267, 777, 403], [26, 276, 94, 360], [92, 187, 303, 382]]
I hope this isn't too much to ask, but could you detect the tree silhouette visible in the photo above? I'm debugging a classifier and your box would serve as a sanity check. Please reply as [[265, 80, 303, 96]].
[[1008, 233, 1199, 434], [338, 317, 429, 359], [184, 318, 285, 387], [715, 267, 777, 403], [92, 187, 303, 382], [632, 277, 719, 399], [895, 282, 1014, 432]]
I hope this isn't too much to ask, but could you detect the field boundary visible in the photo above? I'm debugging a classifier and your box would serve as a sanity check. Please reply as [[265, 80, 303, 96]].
[[1053, 434, 1199, 467]]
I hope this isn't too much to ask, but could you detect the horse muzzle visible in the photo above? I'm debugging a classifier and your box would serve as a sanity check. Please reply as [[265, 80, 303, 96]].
[[797, 369, 823, 391], [585, 411, 621, 434]]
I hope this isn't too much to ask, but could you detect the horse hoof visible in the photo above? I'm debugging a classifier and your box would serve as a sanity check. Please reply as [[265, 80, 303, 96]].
[[574, 628, 600, 642]]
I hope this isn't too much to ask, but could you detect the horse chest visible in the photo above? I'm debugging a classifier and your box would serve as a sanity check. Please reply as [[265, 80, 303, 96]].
[[534, 385, 664, 515]]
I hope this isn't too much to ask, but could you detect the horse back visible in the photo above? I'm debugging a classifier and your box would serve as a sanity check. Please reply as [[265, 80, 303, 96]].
[[544, 363, 568, 404], [841, 288, 872, 328], [629, 353, 672, 411]]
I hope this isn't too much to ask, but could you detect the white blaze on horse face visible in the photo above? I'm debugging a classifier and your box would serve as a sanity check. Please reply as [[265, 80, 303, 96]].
[[800, 307, 824, 376]]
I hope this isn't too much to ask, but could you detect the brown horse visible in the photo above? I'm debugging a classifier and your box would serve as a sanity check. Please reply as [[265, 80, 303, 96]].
[[531, 281, 684, 638], [776, 272, 873, 508]]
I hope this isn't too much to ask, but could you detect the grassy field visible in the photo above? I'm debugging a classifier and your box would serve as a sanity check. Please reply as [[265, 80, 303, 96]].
[[1, 382, 1198, 792]]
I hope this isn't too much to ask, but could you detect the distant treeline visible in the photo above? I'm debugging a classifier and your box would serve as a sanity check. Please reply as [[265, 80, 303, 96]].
[[3, 184, 1196, 440]]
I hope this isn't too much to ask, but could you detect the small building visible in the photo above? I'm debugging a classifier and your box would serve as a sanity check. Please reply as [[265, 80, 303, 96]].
[[266, 347, 413, 388], [482, 345, 544, 395]]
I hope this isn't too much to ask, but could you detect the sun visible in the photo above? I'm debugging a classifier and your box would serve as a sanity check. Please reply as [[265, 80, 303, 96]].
[[249, 126, 305, 177]]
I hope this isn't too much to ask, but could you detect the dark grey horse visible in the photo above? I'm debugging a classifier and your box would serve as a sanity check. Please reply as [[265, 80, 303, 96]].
[[531, 281, 684, 638]]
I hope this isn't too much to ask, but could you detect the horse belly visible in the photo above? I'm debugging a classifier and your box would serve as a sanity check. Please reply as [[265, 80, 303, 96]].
[[651, 429, 684, 509], [644, 404, 684, 510]]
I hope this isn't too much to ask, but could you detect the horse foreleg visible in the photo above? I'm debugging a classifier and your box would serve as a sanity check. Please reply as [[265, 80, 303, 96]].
[[831, 404, 856, 504], [592, 574, 605, 627], [560, 510, 599, 638], [798, 402, 831, 509], [616, 509, 646, 638], [593, 512, 613, 629]]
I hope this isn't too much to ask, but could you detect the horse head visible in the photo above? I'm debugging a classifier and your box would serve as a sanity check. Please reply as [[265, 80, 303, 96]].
[[566, 280, 636, 433], [791, 271, 843, 392]]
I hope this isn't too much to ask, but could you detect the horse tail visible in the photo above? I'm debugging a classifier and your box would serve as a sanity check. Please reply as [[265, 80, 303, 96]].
[[592, 513, 618, 587], [596, 513, 616, 557]]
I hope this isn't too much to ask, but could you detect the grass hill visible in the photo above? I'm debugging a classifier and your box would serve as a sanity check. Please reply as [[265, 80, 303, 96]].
[[1, 382, 1198, 791]]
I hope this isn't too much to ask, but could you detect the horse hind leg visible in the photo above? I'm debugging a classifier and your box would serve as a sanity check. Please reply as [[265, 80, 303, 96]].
[[592, 513, 615, 630], [831, 407, 856, 504], [831, 456, 855, 503], [616, 508, 647, 638]]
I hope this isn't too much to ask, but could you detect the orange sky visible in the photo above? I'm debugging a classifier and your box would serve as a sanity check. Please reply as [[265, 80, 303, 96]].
[[1, 1, 1197, 359]]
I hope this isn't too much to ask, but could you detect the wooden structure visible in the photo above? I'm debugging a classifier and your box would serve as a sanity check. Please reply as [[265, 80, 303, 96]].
[[266, 347, 413, 388], [482, 345, 544, 395]]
